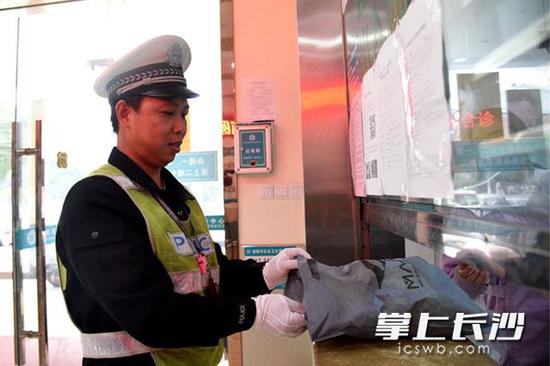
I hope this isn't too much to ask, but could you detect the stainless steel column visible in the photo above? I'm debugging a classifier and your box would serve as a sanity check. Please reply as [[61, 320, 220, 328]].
[[297, 0, 361, 265]]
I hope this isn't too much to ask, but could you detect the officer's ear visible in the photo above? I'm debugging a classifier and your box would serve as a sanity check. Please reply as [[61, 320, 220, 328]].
[[115, 100, 132, 130]]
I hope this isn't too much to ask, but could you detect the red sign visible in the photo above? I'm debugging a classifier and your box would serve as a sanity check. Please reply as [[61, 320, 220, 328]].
[[222, 120, 236, 136], [461, 110, 495, 130]]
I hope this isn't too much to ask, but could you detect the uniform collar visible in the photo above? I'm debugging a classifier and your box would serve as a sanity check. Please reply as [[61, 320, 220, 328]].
[[107, 147, 193, 201]]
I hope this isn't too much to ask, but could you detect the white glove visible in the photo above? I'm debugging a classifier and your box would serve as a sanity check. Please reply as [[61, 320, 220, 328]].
[[263, 247, 311, 289], [252, 294, 307, 337]]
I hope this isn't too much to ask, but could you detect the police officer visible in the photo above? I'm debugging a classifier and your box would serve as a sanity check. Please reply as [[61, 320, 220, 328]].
[[56, 35, 310, 366]]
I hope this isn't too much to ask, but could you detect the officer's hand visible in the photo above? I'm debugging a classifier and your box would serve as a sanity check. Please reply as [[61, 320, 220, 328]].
[[252, 294, 307, 337], [262, 247, 311, 289]]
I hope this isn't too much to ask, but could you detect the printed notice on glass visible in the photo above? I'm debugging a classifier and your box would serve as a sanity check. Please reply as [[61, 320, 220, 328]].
[[374, 34, 408, 196], [397, 0, 453, 198], [240, 79, 276, 122], [361, 68, 383, 195], [341, 0, 348, 13], [349, 92, 366, 197]]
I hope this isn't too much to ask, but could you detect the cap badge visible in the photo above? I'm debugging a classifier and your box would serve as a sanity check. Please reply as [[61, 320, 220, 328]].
[[168, 43, 184, 68]]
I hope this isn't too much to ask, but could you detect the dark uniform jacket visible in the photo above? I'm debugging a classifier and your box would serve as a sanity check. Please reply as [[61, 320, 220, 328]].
[[56, 148, 269, 365]]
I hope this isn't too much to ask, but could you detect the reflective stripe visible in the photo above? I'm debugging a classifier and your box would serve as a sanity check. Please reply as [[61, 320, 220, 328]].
[[170, 267, 220, 294], [81, 331, 156, 359], [110, 175, 142, 190]]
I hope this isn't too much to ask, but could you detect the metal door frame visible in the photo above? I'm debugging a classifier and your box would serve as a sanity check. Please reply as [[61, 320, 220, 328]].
[[11, 119, 49, 365]]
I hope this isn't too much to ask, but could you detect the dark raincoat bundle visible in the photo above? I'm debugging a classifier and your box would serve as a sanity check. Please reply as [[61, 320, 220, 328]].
[[284, 256, 483, 342]]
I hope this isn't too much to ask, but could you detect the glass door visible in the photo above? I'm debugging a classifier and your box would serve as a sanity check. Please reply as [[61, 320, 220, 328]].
[[0, 11, 19, 366], [14, 4, 116, 365]]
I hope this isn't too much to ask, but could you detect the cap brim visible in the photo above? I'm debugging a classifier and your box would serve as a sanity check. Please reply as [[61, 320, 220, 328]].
[[140, 85, 199, 99]]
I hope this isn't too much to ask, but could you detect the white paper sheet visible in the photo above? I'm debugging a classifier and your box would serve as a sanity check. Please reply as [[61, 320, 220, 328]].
[[397, 0, 454, 198], [374, 34, 408, 196], [361, 68, 383, 195], [349, 92, 366, 197], [341, 0, 348, 13], [240, 79, 276, 122]]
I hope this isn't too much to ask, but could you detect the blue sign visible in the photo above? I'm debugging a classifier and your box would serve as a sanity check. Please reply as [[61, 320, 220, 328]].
[[239, 130, 267, 168], [452, 138, 548, 173], [167, 151, 218, 182], [44, 225, 56, 244], [205, 215, 224, 230], [243, 246, 295, 258], [15, 225, 56, 250]]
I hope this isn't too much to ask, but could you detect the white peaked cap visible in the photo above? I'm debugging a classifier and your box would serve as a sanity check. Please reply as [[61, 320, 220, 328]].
[[94, 35, 199, 103]]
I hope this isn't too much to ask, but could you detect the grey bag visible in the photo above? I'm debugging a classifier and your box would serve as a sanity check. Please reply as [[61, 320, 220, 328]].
[[284, 256, 483, 342]]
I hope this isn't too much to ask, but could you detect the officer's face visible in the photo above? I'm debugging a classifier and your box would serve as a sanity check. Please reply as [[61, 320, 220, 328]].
[[122, 96, 188, 168]]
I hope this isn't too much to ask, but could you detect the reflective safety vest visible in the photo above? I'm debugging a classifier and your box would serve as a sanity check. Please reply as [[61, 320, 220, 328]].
[[65, 163, 223, 365]]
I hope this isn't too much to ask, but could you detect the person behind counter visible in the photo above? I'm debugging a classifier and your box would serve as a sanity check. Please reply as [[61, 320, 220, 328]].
[[443, 249, 549, 366], [56, 35, 310, 366]]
